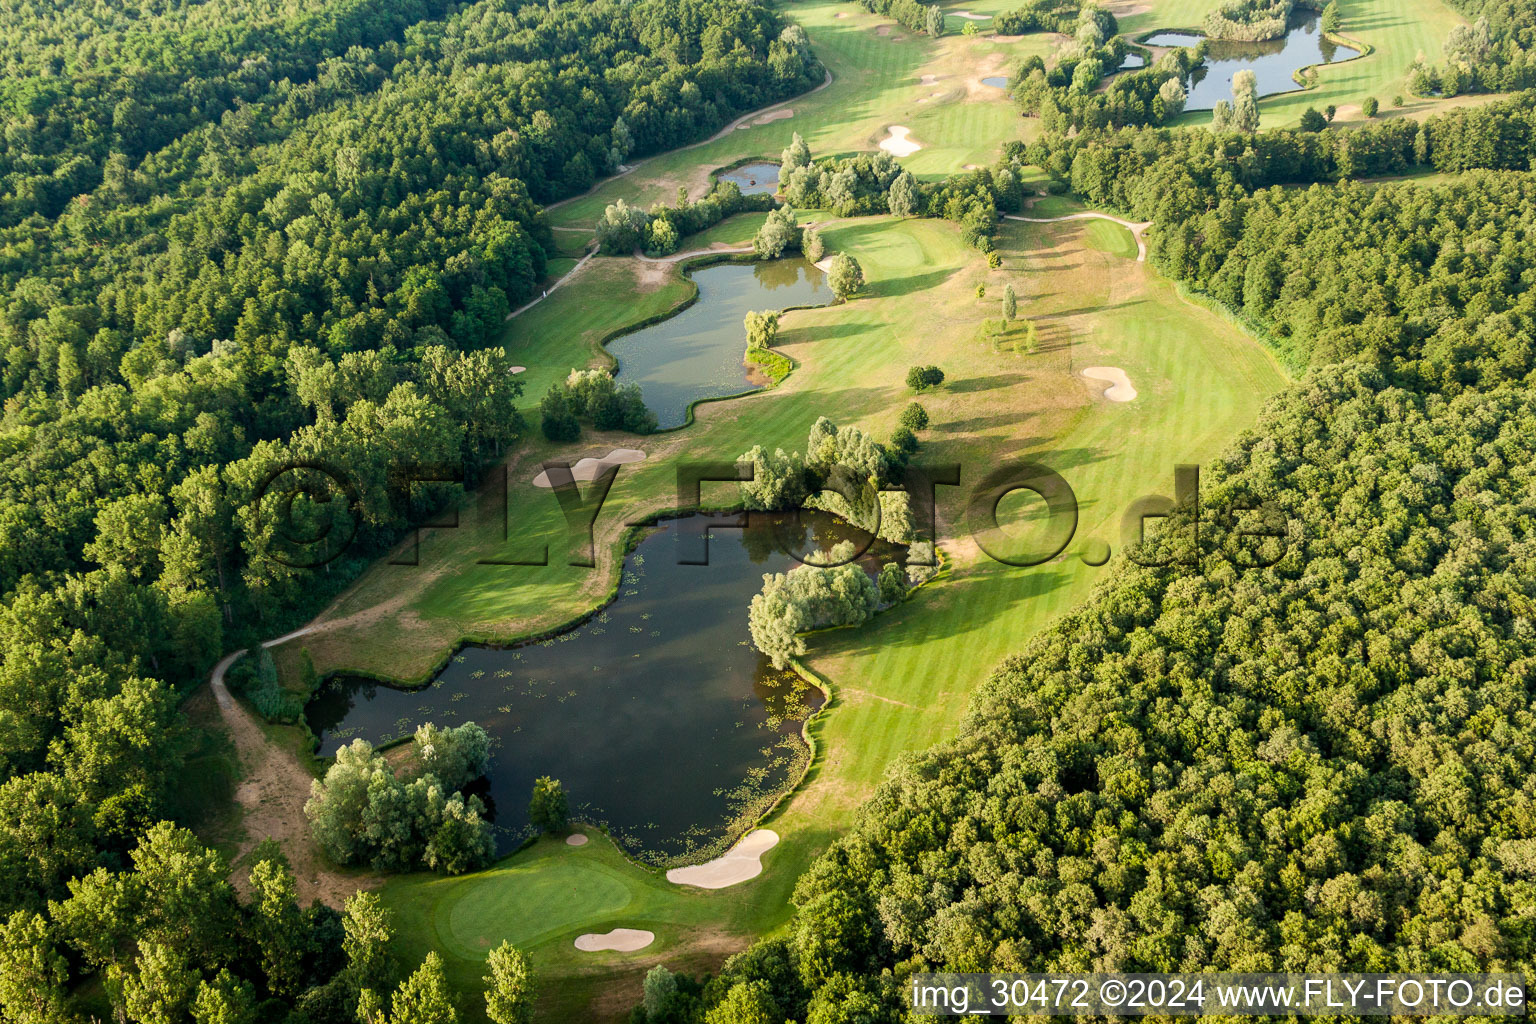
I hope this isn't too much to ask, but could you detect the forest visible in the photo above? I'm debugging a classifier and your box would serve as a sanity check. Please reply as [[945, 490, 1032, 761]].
[[0, 0, 822, 1018], [1424, 0, 1536, 94], [635, 96, 1536, 1024]]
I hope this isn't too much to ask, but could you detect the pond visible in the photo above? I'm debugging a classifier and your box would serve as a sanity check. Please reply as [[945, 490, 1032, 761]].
[[305, 511, 901, 866], [608, 259, 829, 429], [1144, 10, 1358, 111], [717, 162, 780, 195], [1116, 52, 1146, 71], [981, 76, 1008, 89]]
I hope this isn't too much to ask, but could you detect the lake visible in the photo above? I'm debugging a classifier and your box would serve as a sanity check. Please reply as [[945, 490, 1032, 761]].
[[717, 162, 780, 195], [608, 259, 829, 429], [305, 511, 899, 865], [1144, 10, 1358, 111]]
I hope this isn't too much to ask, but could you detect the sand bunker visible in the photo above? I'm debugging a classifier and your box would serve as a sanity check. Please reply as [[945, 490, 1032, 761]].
[[953, 9, 993, 18], [755, 108, 794, 125], [667, 829, 779, 889], [876, 25, 891, 35], [813, 256, 836, 273], [1082, 366, 1138, 402], [879, 126, 922, 158], [920, 73, 939, 85], [566, 833, 589, 847], [532, 448, 647, 488], [509, 365, 526, 374], [574, 928, 654, 952]]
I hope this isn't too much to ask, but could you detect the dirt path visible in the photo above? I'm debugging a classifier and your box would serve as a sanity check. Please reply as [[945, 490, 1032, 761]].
[[211, 633, 377, 907], [1004, 212, 1152, 262], [506, 248, 600, 321], [635, 244, 756, 264]]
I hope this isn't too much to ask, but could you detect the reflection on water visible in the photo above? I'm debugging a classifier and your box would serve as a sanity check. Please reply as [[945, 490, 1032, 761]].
[[609, 259, 829, 428], [718, 162, 780, 195], [1117, 52, 1146, 71], [1145, 10, 1357, 111], [305, 511, 902, 864]]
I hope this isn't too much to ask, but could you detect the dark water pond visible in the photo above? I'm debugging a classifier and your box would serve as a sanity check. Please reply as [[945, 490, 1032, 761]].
[[717, 162, 780, 195], [608, 259, 829, 429], [1145, 11, 1358, 111], [305, 511, 899, 865]]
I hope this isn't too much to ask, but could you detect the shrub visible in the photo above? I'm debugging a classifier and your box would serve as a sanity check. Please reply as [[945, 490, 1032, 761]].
[[827, 252, 864, 300], [529, 777, 568, 831], [905, 365, 945, 391], [898, 402, 929, 431]]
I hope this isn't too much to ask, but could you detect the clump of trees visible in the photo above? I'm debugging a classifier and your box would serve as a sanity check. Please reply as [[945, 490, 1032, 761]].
[[754, 206, 802, 258], [597, 183, 779, 257], [995, 0, 1116, 36], [1212, 68, 1261, 131], [529, 776, 569, 832], [1203, 0, 1293, 41], [905, 365, 946, 391], [1013, 45, 1204, 133], [541, 370, 657, 441], [305, 722, 495, 875], [747, 543, 880, 668]]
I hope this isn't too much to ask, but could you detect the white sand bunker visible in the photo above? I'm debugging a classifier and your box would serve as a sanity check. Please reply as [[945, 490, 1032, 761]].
[[532, 448, 647, 488], [920, 73, 939, 85], [1082, 366, 1138, 402], [954, 9, 993, 18], [574, 928, 654, 952], [755, 108, 794, 125], [566, 833, 589, 847], [667, 829, 779, 889], [879, 126, 922, 157], [509, 365, 526, 374]]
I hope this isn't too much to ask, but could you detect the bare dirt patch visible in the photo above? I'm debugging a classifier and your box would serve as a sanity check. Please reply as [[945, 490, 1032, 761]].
[[211, 654, 378, 908]]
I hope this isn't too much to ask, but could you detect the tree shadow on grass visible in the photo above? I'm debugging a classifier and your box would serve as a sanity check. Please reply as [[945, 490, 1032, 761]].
[[783, 321, 878, 343], [827, 565, 1079, 653], [865, 266, 958, 299], [944, 371, 1030, 394]]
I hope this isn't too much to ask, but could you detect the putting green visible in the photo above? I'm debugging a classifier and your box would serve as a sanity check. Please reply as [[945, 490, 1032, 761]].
[[435, 847, 636, 958], [1081, 218, 1138, 260]]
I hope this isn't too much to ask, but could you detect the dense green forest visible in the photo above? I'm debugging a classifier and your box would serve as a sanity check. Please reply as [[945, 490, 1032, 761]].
[[637, 97, 1536, 1024], [1424, 0, 1536, 94], [0, 0, 821, 1017]]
